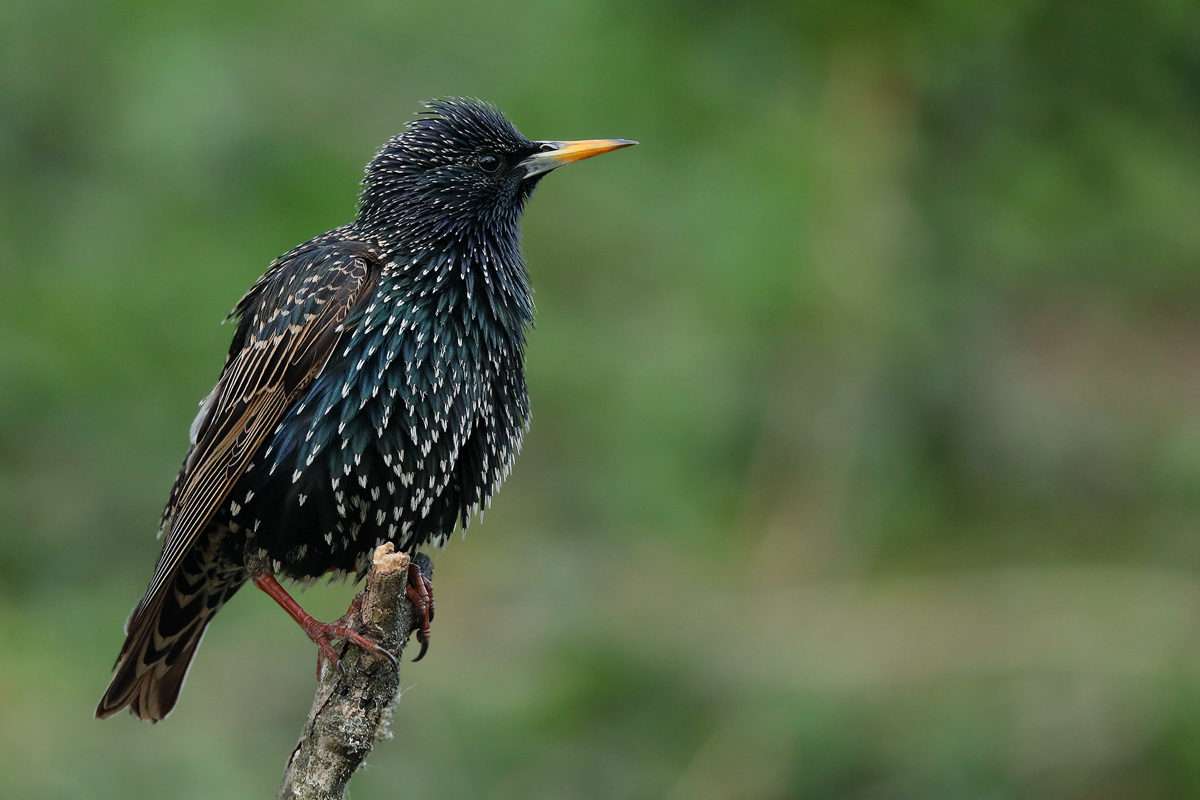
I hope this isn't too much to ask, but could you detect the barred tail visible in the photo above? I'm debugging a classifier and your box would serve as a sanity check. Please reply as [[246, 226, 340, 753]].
[[96, 556, 244, 722]]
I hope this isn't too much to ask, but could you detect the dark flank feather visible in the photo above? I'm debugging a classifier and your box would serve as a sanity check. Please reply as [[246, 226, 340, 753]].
[[97, 98, 635, 721]]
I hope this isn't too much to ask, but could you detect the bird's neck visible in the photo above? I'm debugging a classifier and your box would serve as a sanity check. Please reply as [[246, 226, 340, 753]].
[[362, 227, 534, 351]]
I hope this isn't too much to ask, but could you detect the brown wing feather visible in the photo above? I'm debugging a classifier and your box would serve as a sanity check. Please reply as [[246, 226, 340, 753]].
[[116, 241, 381, 664]]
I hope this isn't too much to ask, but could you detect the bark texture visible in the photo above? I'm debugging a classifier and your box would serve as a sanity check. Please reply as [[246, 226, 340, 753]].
[[276, 543, 426, 800]]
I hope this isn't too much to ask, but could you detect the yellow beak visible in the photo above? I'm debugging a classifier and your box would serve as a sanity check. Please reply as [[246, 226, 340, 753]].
[[518, 138, 638, 178]]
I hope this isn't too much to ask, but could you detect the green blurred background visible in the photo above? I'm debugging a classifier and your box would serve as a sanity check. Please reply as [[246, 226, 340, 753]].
[[4, 0, 1200, 797]]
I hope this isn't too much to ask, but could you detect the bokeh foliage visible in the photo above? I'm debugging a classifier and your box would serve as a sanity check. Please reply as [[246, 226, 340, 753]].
[[4, 0, 1200, 797]]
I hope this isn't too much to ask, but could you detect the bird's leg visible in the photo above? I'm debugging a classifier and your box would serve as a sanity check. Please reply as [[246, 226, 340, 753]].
[[252, 574, 398, 676], [405, 560, 435, 661]]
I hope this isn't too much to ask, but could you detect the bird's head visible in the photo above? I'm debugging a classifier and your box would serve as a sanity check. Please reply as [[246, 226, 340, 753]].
[[356, 98, 635, 257]]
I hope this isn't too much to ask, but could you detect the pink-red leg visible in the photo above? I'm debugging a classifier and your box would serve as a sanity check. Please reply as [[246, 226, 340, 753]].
[[406, 561, 435, 661], [253, 574, 398, 674]]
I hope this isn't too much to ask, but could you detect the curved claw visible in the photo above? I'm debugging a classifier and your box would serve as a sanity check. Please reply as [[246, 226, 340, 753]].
[[405, 560, 435, 661], [373, 642, 400, 670]]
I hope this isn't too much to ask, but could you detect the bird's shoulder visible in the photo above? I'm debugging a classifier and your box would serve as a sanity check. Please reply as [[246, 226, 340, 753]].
[[226, 228, 384, 356]]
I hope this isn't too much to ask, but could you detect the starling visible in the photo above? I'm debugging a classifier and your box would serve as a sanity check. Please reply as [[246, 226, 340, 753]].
[[96, 98, 635, 721]]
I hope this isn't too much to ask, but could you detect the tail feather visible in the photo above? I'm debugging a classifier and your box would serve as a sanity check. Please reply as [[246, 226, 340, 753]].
[[97, 549, 244, 722], [96, 620, 209, 722]]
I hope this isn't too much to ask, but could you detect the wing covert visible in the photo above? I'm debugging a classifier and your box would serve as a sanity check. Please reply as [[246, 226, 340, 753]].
[[127, 238, 382, 636]]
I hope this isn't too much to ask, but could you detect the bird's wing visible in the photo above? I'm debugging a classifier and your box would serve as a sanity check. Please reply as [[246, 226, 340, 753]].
[[123, 238, 382, 641]]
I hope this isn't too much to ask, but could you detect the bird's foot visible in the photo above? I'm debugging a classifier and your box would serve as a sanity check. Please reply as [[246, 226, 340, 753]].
[[301, 614, 399, 678], [252, 574, 398, 677], [405, 555, 435, 661]]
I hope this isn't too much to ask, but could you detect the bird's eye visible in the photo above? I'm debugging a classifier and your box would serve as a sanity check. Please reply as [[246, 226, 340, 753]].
[[479, 154, 501, 174]]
